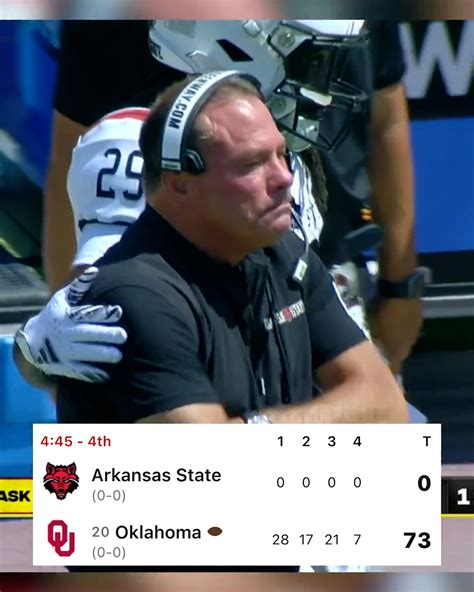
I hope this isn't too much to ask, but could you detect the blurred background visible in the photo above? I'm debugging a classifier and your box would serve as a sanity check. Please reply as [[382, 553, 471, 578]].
[[0, 574, 474, 592], [0, 572, 474, 591], [0, 17, 473, 575]]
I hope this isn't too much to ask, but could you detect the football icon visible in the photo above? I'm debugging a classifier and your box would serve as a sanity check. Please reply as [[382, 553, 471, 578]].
[[207, 526, 223, 536]]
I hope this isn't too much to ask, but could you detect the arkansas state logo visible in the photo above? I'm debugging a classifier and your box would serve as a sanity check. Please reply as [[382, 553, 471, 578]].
[[43, 462, 79, 500]]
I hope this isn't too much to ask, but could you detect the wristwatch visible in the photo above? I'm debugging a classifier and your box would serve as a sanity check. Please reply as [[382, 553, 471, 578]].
[[377, 269, 427, 299], [242, 411, 272, 424]]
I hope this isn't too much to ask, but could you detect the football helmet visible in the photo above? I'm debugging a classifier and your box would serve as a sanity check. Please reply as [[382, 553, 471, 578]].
[[148, 20, 368, 152]]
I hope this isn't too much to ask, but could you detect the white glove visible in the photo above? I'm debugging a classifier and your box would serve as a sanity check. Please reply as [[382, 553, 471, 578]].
[[15, 267, 127, 382]]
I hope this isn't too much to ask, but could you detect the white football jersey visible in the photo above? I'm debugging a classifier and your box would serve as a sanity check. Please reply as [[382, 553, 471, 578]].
[[67, 107, 149, 266]]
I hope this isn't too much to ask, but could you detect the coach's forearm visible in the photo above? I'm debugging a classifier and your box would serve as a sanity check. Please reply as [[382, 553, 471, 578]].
[[263, 375, 408, 424]]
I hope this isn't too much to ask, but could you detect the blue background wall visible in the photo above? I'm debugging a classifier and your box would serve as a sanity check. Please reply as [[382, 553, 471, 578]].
[[412, 117, 474, 254], [0, 336, 56, 478], [0, 21, 58, 188]]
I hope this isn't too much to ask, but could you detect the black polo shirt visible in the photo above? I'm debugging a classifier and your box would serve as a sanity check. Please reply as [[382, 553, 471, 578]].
[[57, 206, 366, 423]]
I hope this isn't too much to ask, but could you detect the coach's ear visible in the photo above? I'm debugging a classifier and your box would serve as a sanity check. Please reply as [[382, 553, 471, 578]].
[[162, 170, 191, 199]]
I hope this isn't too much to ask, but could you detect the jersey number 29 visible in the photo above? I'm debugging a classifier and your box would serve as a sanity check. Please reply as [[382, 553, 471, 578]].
[[97, 148, 143, 201]]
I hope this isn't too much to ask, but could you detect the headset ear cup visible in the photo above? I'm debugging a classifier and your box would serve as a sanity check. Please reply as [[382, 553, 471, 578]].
[[185, 149, 205, 174]]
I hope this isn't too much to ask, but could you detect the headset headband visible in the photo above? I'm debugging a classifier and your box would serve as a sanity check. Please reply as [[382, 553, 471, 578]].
[[161, 70, 241, 172]]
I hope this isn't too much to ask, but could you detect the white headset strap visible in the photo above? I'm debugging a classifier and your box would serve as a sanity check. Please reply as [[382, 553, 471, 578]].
[[161, 70, 239, 171]]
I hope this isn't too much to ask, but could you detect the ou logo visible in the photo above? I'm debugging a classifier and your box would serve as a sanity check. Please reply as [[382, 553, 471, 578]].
[[47, 520, 76, 557]]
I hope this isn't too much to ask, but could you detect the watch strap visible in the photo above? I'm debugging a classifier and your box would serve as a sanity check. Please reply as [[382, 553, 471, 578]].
[[377, 270, 426, 299]]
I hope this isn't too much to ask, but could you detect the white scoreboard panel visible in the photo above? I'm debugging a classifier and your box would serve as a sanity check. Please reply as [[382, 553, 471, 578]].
[[33, 424, 441, 568]]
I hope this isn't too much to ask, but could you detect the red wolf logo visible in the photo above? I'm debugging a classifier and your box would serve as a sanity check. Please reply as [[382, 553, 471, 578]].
[[43, 462, 79, 500]]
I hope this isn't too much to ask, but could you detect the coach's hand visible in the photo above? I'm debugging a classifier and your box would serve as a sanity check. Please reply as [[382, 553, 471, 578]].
[[368, 297, 422, 374], [14, 267, 127, 382]]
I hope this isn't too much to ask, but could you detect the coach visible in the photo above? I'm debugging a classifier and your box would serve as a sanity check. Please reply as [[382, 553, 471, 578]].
[[56, 71, 408, 427]]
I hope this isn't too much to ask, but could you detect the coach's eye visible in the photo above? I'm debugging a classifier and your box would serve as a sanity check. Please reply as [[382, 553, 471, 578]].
[[243, 161, 260, 171]]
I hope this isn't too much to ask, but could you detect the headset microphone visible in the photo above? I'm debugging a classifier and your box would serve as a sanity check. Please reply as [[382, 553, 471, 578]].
[[291, 211, 309, 284]]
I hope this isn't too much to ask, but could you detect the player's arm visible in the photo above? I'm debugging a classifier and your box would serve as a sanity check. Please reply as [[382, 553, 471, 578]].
[[17, 21, 155, 386], [367, 23, 422, 374], [370, 81, 417, 283], [18, 104, 150, 389], [43, 111, 87, 290], [368, 80, 422, 373]]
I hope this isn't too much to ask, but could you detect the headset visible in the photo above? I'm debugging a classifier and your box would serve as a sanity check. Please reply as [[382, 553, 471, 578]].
[[159, 70, 263, 174]]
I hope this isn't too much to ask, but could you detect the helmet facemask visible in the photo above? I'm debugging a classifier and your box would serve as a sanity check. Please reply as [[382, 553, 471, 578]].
[[266, 22, 369, 152], [148, 19, 369, 152]]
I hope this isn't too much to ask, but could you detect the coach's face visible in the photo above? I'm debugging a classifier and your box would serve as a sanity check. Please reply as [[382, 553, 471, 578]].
[[191, 95, 294, 251]]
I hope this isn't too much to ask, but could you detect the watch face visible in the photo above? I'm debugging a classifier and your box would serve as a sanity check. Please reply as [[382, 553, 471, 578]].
[[246, 413, 272, 424]]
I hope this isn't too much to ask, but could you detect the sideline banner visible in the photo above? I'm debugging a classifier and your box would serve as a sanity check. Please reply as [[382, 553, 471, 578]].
[[0, 477, 33, 518]]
